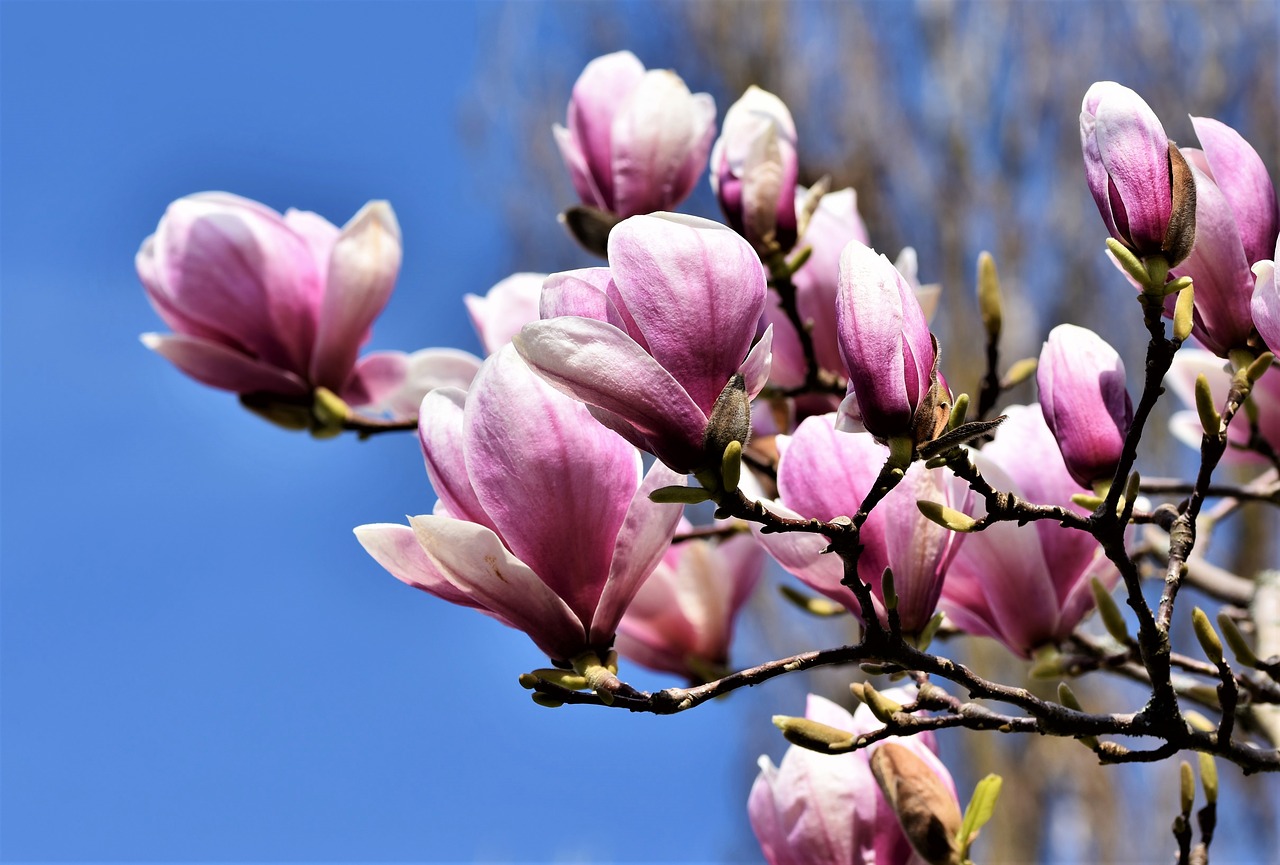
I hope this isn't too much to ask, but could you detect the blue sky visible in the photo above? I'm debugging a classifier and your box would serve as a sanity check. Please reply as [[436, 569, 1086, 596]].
[[4, 2, 1279, 863], [0, 2, 782, 860]]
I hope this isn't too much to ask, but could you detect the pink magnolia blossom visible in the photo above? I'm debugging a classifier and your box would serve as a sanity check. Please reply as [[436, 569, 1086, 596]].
[[463, 272, 546, 355], [1166, 348, 1280, 464], [766, 187, 871, 390], [836, 241, 945, 444], [554, 51, 716, 218], [354, 345, 684, 663], [749, 693, 957, 865], [1167, 118, 1278, 356], [515, 213, 772, 475], [138, 192, 435, 414], [614, 521, 765, 682], [941, 406, 1120, 657], [710, 86, 799, 254], [1251, 234, 1280, 354], [1037, 324, 1133, 489], [753, 414, 962, 633], [1080, 81, 1195, 264]]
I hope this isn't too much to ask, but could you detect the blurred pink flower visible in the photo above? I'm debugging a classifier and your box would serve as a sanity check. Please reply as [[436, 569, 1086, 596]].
[[464, 272, 546, 356], [138, 192, 437, 414], [554, 51, 715, 218], [941, 406, 1120, 657], [615, 522, 765, 681], [354, 345, 684, 662], [749, 693, 957, 865], [753, 414, 962, 633], [515, 213, 772, 474], [1166, 348, 1280, 463], [711, 86, 799, 254]]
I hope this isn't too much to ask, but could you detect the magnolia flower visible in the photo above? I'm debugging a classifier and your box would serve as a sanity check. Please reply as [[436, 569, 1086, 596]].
[[710, 86, 799, 254], [554, 51, 715, 218], [464, 272, 546, 355], [138, 192, 454, 418], [753, 414, 962, 633], [354, 345, 684, 663], [1166, 348, 1280, 463], [614, 522, 764, 682], [941, 406, 1120, 657], [1037, 324, 1133, 489], [836, 241, 948, 445], [1168, 118, 1279, 356], [1080, 81, 1196, 265], [1252, 234, 1280, 353], [749, 693, 958, 865], [515, 213, 772, 475], [765, 187, 871, 390]]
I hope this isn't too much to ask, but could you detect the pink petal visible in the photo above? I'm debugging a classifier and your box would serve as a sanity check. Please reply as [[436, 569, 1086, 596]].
[[464, 346, 640, 628], [141, 332, 308, 396], [589, 461, 686, 645], [356, 348, 482, 419], [539, 268, 615, 320], [514, 316, 709, 471], [353, 522, 489, 614], [553, 124, 606, 211], [1192, 116, 1279, 266], [606, 213, 768, 415], [567, 51, 646, 211], [417, 386, 495, 531], [464, 272, 546, 356], [409, 514, 586, 661], [152, 192, 321, 376], [740, 325, 775, 399], [310, 201, 403, 391], [283, 208, 340, 275]]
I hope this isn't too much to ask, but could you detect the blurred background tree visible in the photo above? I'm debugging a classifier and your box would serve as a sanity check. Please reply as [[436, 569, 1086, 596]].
[[466, 2, 1279, 861]]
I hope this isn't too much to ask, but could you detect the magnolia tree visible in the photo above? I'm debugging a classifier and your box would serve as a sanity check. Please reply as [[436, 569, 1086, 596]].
[[138, 52, 1280, 864]]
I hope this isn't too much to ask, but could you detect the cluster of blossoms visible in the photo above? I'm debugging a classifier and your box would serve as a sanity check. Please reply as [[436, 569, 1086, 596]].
[[140, 51, 1280, 862]]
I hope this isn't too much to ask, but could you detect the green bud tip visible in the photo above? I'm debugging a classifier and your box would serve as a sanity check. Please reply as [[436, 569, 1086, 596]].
[[1217, 612, 1259, 667], [1183, 711, 1214, 733], [721, 440, 743, 494], [1071, 493, 1105, 510], [1000, 357, 1038, 389], [778, 584, 849, 617], [774, 716, 857, 753], [917, 500, 978, 532], [518, 673, 539, 689], [1144, 255, 1170, 292], [1179, 761, 1195, 815], [977, 251, 1003, 340], [1172, 283, 1195, 342], [1029, 646, 1067, 680], [863, 683, 904, 724], [1191, 607, 1224, 665], [531, 693, 564, 709], [881, 567, 898, 611], [312, 386, 351, 430], [1197, 752, 1218, 805], [947, 393, 970, 431], [1057, 682, 1083, 711], [888, 437, 915, 469], [1194, 374, 1222, 436], [1123, 471, 1141, 508], [1106, 238, 1148, 286], [914, 611, 945, 651], [649, 485, 712, 504], [1089, 577, 1131, 644]]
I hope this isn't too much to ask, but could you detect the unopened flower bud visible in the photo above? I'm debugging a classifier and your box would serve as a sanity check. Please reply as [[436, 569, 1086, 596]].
[[977, 251, 1003, 341], [1192, 606, 1224, 665], [711, 87, 799, 255], [1217, 612, 1259, 668], [870, 743, 964, 865], [918, 501, 979, 533], [1179, 760, 1195, 816], [772, 714, 856, 754]]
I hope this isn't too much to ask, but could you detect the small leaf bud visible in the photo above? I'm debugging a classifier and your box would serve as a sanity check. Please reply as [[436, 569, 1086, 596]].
[[999, 357, 1038, 389], [1179, 761, 1195, 816], [1194, 374, 1222, 436], [1089, 577, 1131, 644], [772, 715, 857, 754], [1197, 753, 1218, 805], [1106, 237, 1149, 286], [976, 251, 1003, 342], [863, 683, 904, 723], [721, 440, 743, 494], [1191, 606, 1224, 666], [882, 567, 899, 611], [1217, 613, 1259, 668], [778, 584, 848, 617], [649, 485, 712, 504], [917, 501, 978, 532]]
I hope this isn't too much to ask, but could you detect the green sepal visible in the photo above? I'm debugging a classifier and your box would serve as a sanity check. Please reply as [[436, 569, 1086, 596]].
[[947, 393, 970, 431], [721, 440, 743, 495], [1194, 374, 1222, 436], [1247, 351, 1274, 384], [863, 683, 904, 723], [913, 611, 945, 651]]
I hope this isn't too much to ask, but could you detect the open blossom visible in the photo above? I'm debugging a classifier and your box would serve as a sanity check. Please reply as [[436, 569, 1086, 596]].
[[1037, 324, 1133, 489], [1166, 348, 1280, 463], [941, 406, 1120, 657], [353, 345, 684, 662], [614, 521, 765, 682], [138, 192, 463, 417], [710, 86, 799, 254], [1170, 118, 1279, 356], [463, 272, 546, 355], [554, 51, 715, 218], [753, 414, 962, 633], [1251, 234, 1280, 353], [1080, 81, 1196, 265], [515, 213, 772, 475], [749, 693, 958, 865], [836, 241, 948, 445]]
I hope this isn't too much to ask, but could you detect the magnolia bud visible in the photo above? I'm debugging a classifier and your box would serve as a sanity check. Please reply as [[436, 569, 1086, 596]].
[[870, 743, 964, 865]]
